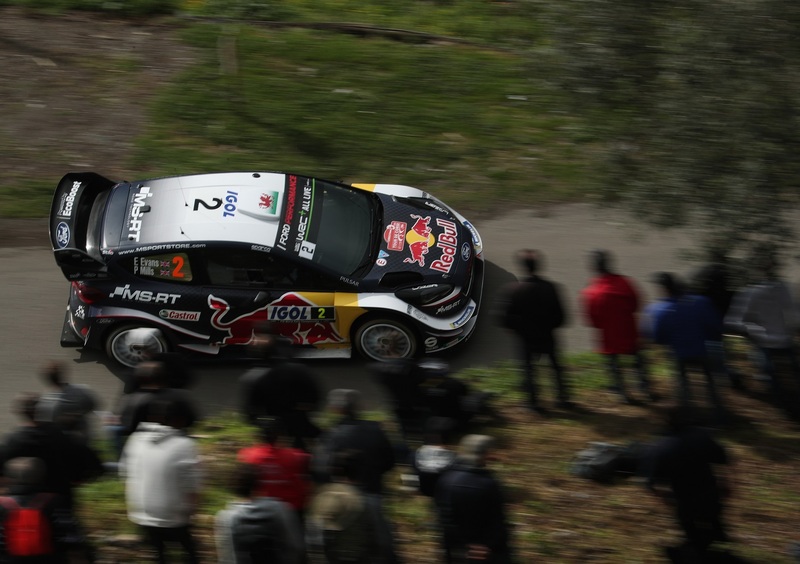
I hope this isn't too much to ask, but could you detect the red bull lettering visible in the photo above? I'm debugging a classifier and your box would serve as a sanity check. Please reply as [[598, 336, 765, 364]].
[[431, 218, 459, 274]]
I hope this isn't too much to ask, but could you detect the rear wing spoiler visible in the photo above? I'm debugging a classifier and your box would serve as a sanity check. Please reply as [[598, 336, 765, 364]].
[[49, 172, 116, 280]]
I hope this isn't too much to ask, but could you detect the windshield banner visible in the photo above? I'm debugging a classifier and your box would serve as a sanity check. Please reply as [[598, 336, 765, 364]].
[[277, 175, 322, 260]]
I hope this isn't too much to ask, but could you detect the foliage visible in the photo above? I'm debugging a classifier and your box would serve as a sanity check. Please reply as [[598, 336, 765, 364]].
[[542, 0, 800, 276]]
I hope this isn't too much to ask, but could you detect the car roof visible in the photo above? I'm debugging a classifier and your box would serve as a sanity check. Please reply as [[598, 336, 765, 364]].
[[114, 172, 290, 249]]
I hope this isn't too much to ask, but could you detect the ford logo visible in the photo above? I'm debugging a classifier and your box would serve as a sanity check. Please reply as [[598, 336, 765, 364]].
[[56, 222, 70, 248], [461, 242, 471, 261]]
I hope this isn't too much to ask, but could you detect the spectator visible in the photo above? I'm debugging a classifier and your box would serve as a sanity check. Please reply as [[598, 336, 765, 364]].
[[239, 334, 321, 451], [236, 417, 312, 521], [413, 416, 458, 498], [35, 361, 99, 445], [501, 249, 572, 413], [581, 249, 656, 404], [434, 435, 513, 564], [215, 462, 304, 564], [0, 457, 80, 563], [643, 405, 732, 561], [111, 360, 199, 458], [690, 261, 745, 390], [725, 249, 800, 419], [312, 389, 400, 564], [307, 450, 382, 564], [119, 395, 203, 564], [642, 272, 727, 422], [0, 393, 102, 563]]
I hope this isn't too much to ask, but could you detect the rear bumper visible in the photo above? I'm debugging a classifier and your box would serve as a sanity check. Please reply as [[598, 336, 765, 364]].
[[60, 306, 84, 347]]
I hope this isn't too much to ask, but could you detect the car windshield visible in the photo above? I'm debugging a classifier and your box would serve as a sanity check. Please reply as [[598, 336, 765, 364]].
[[313, 181, 377, 276]]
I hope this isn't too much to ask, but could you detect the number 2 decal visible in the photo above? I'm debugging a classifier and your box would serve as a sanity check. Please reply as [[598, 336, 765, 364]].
[[193, 197, 222, 211], [172, 255, 185, 278], [192, 191, 238, 217]]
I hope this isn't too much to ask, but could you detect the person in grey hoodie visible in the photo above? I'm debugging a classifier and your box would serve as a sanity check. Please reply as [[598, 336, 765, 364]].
[[725, 249, 800, 419], [215, 462, 304, 564], [119, 395, 203, 563]]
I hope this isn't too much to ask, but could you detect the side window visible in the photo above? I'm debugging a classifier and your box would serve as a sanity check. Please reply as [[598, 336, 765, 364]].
[[122, 252, 194, 283], [204, 248, 297, 289]]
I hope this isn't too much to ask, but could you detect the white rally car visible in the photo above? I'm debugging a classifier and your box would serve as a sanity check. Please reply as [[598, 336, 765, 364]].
[[50, 171, 484, 367]]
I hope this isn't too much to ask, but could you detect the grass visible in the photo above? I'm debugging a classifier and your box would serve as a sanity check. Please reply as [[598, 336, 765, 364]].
[[0, 3, 595, 218], [79, 345, 800, 563]]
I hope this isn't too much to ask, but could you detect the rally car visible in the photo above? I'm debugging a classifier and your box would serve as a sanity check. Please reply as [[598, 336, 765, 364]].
[[49, 171, 484, 367]]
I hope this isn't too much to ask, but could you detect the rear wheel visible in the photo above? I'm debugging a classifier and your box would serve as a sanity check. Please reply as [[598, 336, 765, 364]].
[[104, 325, 169, 368], [353, 317, 418, 362]]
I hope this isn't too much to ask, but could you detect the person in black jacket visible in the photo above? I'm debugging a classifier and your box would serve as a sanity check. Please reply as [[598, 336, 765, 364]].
[[501, 249, 572, 413], [434, 434, 513, 564], [643, 405, 732, 561], [312, 389, 400, 564]]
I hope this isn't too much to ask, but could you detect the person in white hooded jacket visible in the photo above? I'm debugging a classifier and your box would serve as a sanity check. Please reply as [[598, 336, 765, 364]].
[[119, 394, 203, 563]]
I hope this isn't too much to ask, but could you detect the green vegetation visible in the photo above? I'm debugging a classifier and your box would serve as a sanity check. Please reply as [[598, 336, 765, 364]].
[[79, 349, 800, 562]]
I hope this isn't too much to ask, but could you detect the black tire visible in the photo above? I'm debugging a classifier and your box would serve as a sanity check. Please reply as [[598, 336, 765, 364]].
[[104, 325, 169, 368], [353, 316, 419, 362]]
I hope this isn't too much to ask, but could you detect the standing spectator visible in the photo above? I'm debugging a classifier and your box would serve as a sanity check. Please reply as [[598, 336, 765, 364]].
[[0, 393, 103, 562], [501, 249, 572, 413], [239, 334, 321, 451], [434, 435, 513, 564], [725, 250, 800, 419], [642, 273, 727, 422], [413, 416, 458, 498], [120, 395, 203, 563], [312, 389, 400, 564], [306, 449, 382, 564], [643, 405, 732, 561], [215, 462, 304, 564], [0, 457, 79, 563], [111, 360, 199, 458], [581, 249, 655, 404], [690, 260, 744, 390], [35, 361, 99, 445], [236, 417, 312, 521]]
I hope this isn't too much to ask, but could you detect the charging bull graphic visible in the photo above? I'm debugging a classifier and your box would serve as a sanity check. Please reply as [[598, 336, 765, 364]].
[[403, 214, 434, 267], [208, 293, 342, 346]]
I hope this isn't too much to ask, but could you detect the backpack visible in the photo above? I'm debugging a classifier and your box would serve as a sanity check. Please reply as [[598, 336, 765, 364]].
[[570, 442, 625, 483], [0, 494, 55, 556]]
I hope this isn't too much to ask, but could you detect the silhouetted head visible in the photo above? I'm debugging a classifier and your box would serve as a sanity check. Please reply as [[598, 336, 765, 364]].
[[327, 389, 361, 419], [41, 361, 66, 389], [4, 457, 46, 488], [13, 393, 39, 424], [652, 272, 683, 299], [457, 434, 496, 468], [230, 462, 260, 499], [516, 249, 540, 276], [589, 249, 612, 275]]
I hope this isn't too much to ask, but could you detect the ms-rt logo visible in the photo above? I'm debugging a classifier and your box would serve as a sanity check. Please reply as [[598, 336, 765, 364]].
[[109, 284, 180, 304]]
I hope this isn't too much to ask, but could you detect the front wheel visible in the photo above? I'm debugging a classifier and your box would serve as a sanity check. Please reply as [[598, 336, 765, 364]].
[[104, 325, 169, 368], [353, 317, 418, 362]]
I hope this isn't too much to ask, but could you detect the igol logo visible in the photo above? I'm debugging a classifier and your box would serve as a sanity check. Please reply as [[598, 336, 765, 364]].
[[56, 222, 70, 248]]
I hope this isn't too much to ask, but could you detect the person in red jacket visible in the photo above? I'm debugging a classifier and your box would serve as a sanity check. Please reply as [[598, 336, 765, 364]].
[[237, 416, 312, 522], [581, 250, 656, 404]]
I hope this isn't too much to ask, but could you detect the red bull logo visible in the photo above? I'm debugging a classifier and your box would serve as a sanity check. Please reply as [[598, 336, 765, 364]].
[[208, 293, 342, 346], [404, 214, 434, 267]]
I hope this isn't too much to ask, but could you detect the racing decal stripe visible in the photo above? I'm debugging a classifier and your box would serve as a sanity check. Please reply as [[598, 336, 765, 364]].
[[351, 183, 376, 192], [332, 292, 367, 340], [96, 307, 211, 340]]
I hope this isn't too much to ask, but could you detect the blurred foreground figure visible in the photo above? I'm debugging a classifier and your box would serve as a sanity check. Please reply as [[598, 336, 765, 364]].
[[434, 435, 513, 564], [215, 462, 303, 564], [0, 457, 81, 563], [500, 249, 571, 413], [36, 361, 99, 445], [725, 250, 800, 420], [644, 406, 732, 561], [239, 333, 321, 451], [581, 249, 655, 404], [120, 395, 203, 564]]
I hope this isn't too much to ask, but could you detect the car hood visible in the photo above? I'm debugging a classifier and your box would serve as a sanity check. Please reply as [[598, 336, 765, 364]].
[[364, 192, 473, 288]]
